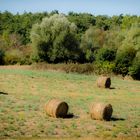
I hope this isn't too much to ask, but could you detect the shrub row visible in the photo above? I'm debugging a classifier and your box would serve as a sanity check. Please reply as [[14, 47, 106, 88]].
[[32, 62, 115, 75]]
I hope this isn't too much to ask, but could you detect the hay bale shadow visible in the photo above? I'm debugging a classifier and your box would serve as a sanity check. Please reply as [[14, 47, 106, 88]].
[[0, 92, 8, 95], [109, 87, 115, 89], [63, 113, 79, 119], [111, 116, 125, 121]]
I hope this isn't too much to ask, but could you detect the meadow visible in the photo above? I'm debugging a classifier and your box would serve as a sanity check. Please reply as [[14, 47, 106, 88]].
[[0, 66, 140, 140]]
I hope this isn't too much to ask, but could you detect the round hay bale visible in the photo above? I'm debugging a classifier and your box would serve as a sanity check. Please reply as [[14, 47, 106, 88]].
[[45, 99, 69, 118], [90, 103, 113, 121], [96, 76, 111, 88]]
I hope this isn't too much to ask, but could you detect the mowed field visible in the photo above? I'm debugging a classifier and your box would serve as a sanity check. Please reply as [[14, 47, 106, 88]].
[[0, 66, 140, 140]]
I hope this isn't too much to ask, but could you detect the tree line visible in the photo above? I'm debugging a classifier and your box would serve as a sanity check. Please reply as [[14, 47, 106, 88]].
[[0, 11, 140, 79]]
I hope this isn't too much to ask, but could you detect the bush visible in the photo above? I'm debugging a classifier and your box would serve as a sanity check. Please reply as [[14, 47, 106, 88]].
[[94, 61, 115, 75], [32, 63, 95, 74], [32, 62, 115, 75], [95, 47, 117, 62], [20, 45, 32, 65], [4, 49, 23, 65], [129, 51, 140, 80]]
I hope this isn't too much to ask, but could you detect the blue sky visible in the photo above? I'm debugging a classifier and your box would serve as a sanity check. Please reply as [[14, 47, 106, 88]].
[[0, 0, 140, 16]]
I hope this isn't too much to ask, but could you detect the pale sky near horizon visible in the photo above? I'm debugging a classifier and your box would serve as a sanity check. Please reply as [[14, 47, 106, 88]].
[[0, 0, 140, 16]]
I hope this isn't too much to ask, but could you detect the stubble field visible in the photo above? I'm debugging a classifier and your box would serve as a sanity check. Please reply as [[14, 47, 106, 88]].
[[0, 66, 140, 140]]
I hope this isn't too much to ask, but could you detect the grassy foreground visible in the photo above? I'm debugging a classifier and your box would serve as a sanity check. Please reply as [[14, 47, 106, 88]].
[[0, 66, 140, 140]]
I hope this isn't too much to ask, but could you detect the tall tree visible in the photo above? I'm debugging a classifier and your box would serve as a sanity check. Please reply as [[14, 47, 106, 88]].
[[80, 27, 105, 62], [30, 14, 80, 63]]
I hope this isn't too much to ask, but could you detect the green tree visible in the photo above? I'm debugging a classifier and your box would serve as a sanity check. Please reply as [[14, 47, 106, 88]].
[[110, 14, 123, 29], [121, 15, 140, 30], [30, 14, 80, 63], [129, 51, 140, 80], [68, 12, 96, 34], [95, 15, 111, 30], [80, 27, 105, 62], [115, 46, 136, 76], [115, 25, 140, 76], [103, 29, 125, 49], [122, 24, 140, 51]]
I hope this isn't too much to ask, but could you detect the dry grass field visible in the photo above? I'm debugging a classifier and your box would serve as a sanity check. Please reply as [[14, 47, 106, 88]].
[[0, 66, 140, 140]]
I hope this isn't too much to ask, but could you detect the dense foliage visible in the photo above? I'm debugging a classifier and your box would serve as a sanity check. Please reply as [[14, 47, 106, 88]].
[[0, 11, 140, 79], [30, 14, 80, 63]]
